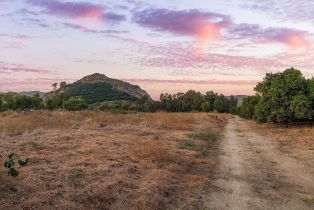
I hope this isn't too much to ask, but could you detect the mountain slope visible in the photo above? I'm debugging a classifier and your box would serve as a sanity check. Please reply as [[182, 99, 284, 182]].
[[48, 73, 152, 104]]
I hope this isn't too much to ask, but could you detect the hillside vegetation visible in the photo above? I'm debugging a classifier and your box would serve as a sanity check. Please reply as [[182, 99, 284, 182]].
[[48, 73, 151, 104]]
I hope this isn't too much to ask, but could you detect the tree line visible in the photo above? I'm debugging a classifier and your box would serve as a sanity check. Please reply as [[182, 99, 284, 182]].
[[159, 90, 238, 113], [0, 92, 88, 112], [0, 89, 238, 113], [238, 68, 314, 124]]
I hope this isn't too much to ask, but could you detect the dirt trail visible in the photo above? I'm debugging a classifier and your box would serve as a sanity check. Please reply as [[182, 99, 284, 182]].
[[205, 117, 314, 210]]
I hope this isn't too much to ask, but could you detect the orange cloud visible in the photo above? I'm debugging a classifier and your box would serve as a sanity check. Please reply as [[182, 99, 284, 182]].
[[133, 9, 231, 43], [282, 34, 312, 49], [196, 24, 222, 43]]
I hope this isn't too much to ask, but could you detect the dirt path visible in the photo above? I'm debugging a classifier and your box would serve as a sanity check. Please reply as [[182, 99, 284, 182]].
[[205, 117, 314, 210]]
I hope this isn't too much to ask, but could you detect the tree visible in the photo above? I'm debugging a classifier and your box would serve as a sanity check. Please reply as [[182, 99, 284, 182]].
[[290, 95, 312, 121], [228, 96, 238, 114], [203, 91, 217, 112], [201, 101, 210, 112], [254, 68, 311, 123], [253, 97, 271, 122], [238, 96, 260, 119], [45, 91, 68, 110], [238, 68, 313, 124], [214, 97, 224, 113], [307, 78, 314, 113], [52, 83, 58, 90], [60, 81, 67, 89], [64, 97, 88, 111]]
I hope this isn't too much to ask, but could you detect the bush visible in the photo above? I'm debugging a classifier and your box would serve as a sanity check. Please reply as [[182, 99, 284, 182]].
[[1, 152, 28, 177], [64, 97, 88, 111], [186, 129, 216, 141], [0, 93, 43, 111]]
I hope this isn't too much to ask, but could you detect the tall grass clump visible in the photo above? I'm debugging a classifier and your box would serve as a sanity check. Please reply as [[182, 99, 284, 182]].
[[186, 129, 216, 141]]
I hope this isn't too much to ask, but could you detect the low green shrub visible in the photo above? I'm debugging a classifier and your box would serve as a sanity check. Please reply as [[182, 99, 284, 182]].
[[1, 152, 28, 177], [186, 129, 216, 141], [178, 139, 195, 149]]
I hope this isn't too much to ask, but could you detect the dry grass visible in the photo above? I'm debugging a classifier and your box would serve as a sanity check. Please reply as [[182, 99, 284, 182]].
[[246, 120, 314, 147], [245, 120, 314, 166], [0, 111, 230, 210]]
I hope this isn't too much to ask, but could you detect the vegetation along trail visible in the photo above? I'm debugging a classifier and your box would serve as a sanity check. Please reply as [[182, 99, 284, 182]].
[[205, 117, 314, 210]]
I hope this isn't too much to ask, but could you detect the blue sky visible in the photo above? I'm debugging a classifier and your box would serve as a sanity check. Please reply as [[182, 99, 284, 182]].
[[1, 0, 314, 99]]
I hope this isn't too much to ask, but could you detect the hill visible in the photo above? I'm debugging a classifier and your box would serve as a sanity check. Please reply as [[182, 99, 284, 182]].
[[47, 73, 152, 104], [19, 91, 46, 98]]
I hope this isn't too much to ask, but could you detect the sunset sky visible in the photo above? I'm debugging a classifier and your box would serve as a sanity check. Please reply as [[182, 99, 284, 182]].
[[1, 0, 314, 99]]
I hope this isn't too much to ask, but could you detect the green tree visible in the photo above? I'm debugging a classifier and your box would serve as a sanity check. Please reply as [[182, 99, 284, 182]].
[[45, 91, 68, 110], [214, 97, 224, 113], [254, 68, 311, 123], [228, 96, 238, 114], [203, 91, 217, 112], [64, 97, 88, 111], [290, 95, 312, 120], [201, 101, 210, 112], [239, 96, 260, 119], [308, 78, 314, 113], [1, 100, 9, 111]]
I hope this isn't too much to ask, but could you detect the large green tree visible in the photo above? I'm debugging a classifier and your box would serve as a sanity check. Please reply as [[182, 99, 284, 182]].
[[239, 68, 313, 123]]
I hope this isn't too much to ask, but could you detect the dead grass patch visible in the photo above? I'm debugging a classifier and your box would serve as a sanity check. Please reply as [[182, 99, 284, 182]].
[[0, 111, 231, 209]]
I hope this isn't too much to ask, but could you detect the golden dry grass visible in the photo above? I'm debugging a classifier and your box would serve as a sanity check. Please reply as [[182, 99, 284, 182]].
[[0, 111, 230, 210], [245, 119, 314, 166], [246, 120, 314, 147]]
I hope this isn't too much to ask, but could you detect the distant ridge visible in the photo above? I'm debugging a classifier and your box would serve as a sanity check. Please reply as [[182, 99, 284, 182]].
[[20, 91, 46, 98]]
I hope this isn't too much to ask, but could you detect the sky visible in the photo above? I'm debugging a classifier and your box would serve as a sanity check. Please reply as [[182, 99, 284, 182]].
[[1, 0, 314, 99]]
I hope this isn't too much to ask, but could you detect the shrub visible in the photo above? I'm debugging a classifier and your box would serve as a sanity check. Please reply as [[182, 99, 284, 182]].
[[178, 139, 195, 149], [64, 97, 88, 111], [1, 152, 28, 177], [186, 129, 216, 141]]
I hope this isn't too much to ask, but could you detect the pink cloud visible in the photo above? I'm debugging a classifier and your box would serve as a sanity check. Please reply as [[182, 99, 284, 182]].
[[118, 40, 284, 71], [132, 8, 312, 48], [133, 9, 231, 43], [231, 24, 312, 48], [239, 0, 314, 24], [107, 35, 314, 79], [274, 31, 311, 49], [28, 0, 125, 23], [0, 78, 75, 92], [0, 62, 55, 75], [2, 40, 24, 49]]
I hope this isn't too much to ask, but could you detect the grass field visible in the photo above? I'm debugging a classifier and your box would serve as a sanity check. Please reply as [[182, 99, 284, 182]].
[[0, 111, 230, 209]]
